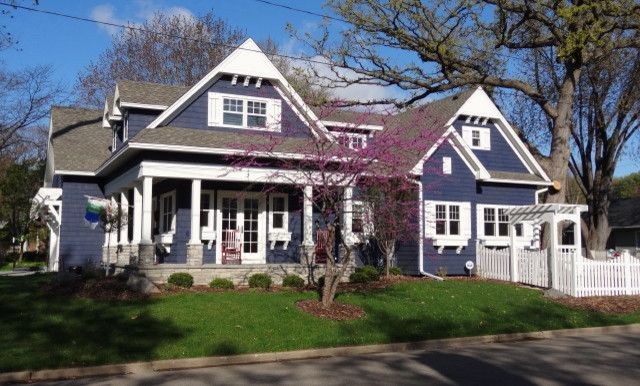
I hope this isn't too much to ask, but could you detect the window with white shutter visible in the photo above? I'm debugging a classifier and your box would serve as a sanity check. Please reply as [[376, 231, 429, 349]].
[[208, 92, 281, 132], [461, 126, 491, 150], [425, 200, 471, 252], [476, 204, 533, 247]]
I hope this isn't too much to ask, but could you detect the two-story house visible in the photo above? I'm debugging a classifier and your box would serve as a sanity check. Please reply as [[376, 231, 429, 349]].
[[33, 38, 553, 283]]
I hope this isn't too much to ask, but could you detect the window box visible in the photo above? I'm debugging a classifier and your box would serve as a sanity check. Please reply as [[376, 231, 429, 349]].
[[424, 200, 472, 254], [268, 231, 292, 250]]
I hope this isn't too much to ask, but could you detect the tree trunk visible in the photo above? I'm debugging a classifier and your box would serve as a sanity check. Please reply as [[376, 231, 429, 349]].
[[544, 69, 582, 204], [384, 243, 395, 276]]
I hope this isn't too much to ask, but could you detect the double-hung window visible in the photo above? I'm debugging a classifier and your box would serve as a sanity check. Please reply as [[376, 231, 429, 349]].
[[435, 203, 460, 236], [247, 100, 267, 128], [481, 206, 523, 238], [269, 194, 288, 231], [471, 129, 480, 147], [223, 98, 244, 126], [159, 191, 176, 234]]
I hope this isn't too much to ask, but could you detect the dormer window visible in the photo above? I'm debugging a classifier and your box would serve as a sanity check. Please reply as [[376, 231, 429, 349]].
[[462, 126, 490, 150], [209, 92, 281, 131], [335, 133, 367, 149]]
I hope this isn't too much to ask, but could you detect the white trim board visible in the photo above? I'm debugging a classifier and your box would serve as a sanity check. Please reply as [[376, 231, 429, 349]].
[[320, 120, 384, 131], [120, 102, 168, 110]]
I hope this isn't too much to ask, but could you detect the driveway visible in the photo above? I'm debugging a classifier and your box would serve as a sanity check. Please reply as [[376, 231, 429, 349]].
[[32, 330, 640, 385]]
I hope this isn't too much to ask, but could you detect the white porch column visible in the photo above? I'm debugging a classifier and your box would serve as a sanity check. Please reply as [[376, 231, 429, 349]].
[[141, 177, 153, 244], [302, 185, 313, 245], [189, 179, 202, 245], [509, 223, 518, 282], [119, 190, 129, 245], [342, 186, 353, 245], [132, 182, 142, 244]]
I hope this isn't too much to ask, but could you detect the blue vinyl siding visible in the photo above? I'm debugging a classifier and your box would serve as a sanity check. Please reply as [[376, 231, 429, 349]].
[[154, 180, 190, 264], [167, 75, 313, 138], [59, 178, 105, 269], [127, 109, 159, 140], [452, 118, 529, 173], [421, 141, 537, 275]]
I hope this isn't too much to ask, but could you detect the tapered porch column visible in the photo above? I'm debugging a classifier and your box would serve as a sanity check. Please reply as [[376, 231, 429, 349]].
[[301, 185, 314, 264], [342, 186, 353, 246], [139, 176, 154, 265], [187, 179, 203, 266], [131, 182, 142, 244], [118, 191, 129, 246]]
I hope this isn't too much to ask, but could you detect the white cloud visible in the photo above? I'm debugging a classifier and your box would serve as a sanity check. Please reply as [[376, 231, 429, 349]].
[[90, 1, 195, 36], [90, 4, 128, 35]]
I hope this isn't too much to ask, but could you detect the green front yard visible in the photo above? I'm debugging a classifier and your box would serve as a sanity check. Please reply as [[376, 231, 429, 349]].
[[1, 275, 639, 372]]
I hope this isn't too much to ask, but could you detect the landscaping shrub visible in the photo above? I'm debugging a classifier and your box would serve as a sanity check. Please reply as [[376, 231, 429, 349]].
[[389, 267, 402, 276], [282, 275, 305, 288], [436, 266, 448, 278], [358, 265, 380, 281], [349, 271, 371, 283], [168, 272, 194, 288], [209, 278, 234, 289], [248, 273, 272, 289]]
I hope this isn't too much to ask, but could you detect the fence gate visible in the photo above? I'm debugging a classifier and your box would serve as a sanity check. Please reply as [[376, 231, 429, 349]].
[[517, 249, 548, 288]]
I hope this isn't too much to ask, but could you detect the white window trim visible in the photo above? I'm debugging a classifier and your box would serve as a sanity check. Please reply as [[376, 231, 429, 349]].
[[200, 190, 215, 239], [476, 204, 530, 246], [424, 200, 471, 252], [351, 200, 373, 237], [462, 125, 491, 150], [333, 132, 368, 149], [159, 190, 176, 234], [112, 127, 117, 152], [268, 193, 292, 249], [268, 193, 289, 231], [208, 92, 282, 132], [442, 157, 452, 174], [123, 111, 129, 142]]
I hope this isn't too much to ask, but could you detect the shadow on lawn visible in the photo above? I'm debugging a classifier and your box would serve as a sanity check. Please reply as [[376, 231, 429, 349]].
[[0, 275, 184, 372]]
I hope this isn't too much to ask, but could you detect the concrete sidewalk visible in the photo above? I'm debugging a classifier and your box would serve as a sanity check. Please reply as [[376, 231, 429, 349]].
[[31, 328, 640, 385]]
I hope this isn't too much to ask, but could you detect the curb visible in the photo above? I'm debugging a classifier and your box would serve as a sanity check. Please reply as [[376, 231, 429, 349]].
[[2, 323, 639, 383]]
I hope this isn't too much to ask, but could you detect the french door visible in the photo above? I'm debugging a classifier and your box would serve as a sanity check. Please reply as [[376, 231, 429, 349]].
[[217, 191, 265, 263]]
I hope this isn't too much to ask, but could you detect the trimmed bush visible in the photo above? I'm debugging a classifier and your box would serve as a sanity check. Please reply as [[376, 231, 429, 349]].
[[167, 272, 194, 288], [209, 278, 234, 289], [248, 273, 272, 289], [282, 275, 305, 288], [389, 267, 402, 276], [349, 271, 371, 283], [358, 265, 380, 281]]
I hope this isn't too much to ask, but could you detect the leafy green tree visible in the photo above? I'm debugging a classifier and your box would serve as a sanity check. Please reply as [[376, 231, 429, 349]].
[[291, 0, 640, 204], [0, 158, 43, 262], [613, 172, 640, 199]]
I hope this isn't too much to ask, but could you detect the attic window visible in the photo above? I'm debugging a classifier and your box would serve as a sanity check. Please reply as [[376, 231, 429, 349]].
[[462, 126, 490, 150], [208, 92, 282, 131]]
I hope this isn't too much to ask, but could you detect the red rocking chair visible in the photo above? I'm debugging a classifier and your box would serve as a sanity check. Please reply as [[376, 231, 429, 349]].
[[222, 228, 242, 265], [314, 229, 330, 263]]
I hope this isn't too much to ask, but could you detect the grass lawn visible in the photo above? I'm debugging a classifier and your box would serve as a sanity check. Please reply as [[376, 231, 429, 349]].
[[1, 275, 639, 372], [0, 261, 45, 271]]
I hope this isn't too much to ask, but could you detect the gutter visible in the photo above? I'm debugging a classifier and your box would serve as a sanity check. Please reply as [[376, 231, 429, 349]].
[[535, 187, 549, 204], [411, 179, 444, 281]]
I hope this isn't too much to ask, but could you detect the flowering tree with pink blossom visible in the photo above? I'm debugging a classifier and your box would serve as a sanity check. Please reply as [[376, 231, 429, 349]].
[[231, 102, 440, 308]]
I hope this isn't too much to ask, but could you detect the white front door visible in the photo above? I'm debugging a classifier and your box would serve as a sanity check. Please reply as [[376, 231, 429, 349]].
[[217, 191, 266, 264]]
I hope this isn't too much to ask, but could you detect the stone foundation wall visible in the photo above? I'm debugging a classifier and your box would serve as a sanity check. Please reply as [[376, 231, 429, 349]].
[[136, 263, 356, 286]]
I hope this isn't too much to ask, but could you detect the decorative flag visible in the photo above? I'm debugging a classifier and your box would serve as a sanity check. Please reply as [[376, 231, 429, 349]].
[[84, 196, 109, 229]]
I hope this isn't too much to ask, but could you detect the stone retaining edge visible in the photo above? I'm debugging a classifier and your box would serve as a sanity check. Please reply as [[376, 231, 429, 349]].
[[2, 323, 639, 383]]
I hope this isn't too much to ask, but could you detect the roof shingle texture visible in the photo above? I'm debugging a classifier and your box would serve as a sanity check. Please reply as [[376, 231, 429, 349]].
[[608, 198, 640, 228], [116, 80, 190, 107], [50, 106, 111, 172]]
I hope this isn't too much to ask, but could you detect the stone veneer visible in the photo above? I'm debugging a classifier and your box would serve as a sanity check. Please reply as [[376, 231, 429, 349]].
[[136, 263, 356, 286]]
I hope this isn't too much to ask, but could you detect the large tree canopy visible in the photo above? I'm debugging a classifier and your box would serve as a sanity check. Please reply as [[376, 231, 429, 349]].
[[293, 0, 640, 203]]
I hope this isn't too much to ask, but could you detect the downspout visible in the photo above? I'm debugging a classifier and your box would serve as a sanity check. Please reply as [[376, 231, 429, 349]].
[[535, 187, 548, 205], [412, 179, 444, 281]]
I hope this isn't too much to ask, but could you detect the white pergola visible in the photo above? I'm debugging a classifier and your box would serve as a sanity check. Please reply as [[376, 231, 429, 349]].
[[30, 187, 63, 271], [504, 203, 588, 283]]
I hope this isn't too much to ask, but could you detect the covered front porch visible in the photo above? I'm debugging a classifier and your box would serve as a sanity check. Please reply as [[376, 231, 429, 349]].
[[103, 161, 357, 272]]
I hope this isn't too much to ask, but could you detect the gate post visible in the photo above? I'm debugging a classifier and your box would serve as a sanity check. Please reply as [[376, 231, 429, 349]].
[[509, 223, 518, 282], [549, 218, 559, 291]]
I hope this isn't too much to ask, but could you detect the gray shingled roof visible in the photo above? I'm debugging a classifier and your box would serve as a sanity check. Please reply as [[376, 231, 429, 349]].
[[314, 108, 387, 126], [131, 126, 321, 155], [50, 106, 112, 172], [609, 198, 640, 228], [116, 80, 190, 107]]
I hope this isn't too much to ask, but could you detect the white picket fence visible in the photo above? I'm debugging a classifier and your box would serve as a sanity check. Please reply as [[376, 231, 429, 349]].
[[477, 244, 640, 297], [557, 249, 640, 297], [518, 248, 548, 288], [476, 245, 510, 281]]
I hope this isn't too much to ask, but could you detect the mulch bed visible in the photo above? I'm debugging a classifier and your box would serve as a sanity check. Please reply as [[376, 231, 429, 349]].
[[43, 276, 147, 301], [296, 299, 366, 320], [552, 295, 640, 314]]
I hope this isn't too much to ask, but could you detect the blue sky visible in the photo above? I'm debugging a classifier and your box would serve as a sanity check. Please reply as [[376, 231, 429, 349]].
[[1, 0, 636, 176]]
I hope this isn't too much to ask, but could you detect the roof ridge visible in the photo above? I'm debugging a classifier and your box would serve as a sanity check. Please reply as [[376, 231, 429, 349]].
[[116, 79, 190, 88]]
